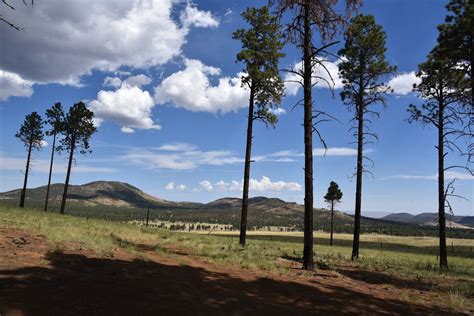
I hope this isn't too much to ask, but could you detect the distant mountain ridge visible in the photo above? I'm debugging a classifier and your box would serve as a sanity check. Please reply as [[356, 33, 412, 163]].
[[1, 181, 473, 237], [382, 212, 474, 229]]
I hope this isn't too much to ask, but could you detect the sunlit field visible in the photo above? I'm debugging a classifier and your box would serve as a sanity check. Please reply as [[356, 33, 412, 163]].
[[1, 204, 473, 313]]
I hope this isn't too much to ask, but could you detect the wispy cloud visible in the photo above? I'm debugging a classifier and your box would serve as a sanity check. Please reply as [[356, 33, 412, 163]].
[[384, 171, 473, 181], [0, 155, 118, 174]]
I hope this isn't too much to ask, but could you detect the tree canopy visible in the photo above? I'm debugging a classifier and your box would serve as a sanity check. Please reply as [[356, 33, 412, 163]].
[[233, 6, 285, 126], [15, 111, 44, 149]]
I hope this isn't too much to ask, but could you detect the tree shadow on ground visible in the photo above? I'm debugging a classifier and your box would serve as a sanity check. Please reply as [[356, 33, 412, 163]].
[[0, 251, 450, 315]]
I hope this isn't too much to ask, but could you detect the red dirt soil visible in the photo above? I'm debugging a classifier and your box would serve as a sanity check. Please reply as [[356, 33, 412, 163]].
[[0, 226, 466, 315]]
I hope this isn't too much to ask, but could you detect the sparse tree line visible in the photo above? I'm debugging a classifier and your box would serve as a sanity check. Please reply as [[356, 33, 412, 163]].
[[235, 0, 472, 271], [13, 0, 472, 272], [16, 102, 96, 214]]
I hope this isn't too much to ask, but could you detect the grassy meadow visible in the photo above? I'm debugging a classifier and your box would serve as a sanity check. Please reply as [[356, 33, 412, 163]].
[[1, 204, 473, 309]]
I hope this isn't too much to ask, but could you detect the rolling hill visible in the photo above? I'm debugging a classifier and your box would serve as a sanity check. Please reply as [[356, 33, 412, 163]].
[[382, 212, 474, 229], [1, 181, 473, 238]]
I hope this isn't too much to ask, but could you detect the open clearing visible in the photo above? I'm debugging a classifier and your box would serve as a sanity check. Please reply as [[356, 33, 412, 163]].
[[0, 206, 473, 315]]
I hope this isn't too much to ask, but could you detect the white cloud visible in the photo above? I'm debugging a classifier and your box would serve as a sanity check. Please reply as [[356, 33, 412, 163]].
[[0, 155, 117, 173], [249, 176, 302, 192], [89, 84, 160, 133], [155, 58, 249, 113], [157, 143, 197, 152], [0, 70, 34, 101], [103, 76, 122, 89], [123, 74, 152, 88], [388, 72, 421, 95], [180, 3, 219, 28], [284, 59, 343, 96], [270, 147, 368, 158], [215, 180, 229, 191], [122, 146, 243, 171], [387, 171, 473, 181], [121, 127, 135, 133], [166, 182, 187, 191], [230, 180, 241, 191], [0, 0, 218, 85], [210, 177, 301, 193], [199, 180, 213, 192], [268, 108, 286, 115], [40, 140, 48, 148]]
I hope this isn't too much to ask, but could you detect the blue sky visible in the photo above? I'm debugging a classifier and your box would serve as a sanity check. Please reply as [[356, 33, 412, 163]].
[[0, 0, 472, 217]]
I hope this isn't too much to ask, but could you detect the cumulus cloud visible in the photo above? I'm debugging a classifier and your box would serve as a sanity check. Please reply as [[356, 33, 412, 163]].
[[0, 70, 34, 101], [215, 180, 229, 191], [103, 76, 122, 89], [89, 83, 160, 133], [0, 0, 218, 85], [284, 59, 343, 96], [180, 4, 219, 28], [123, 74, 152, 88], [199, 180, 213, 192], [166, 182, 186, 191], [210, 177, 302, 193], [249, 176, 302, 192], [387, 72, 421, 95], [155, 58, 249, 113]]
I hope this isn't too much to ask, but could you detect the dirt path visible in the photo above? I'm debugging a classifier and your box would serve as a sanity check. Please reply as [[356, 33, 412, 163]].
[[0, 226, 461, 315]]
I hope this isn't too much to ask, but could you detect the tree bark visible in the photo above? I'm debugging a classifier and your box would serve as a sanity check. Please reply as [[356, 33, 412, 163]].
[[19, 140, 33, 208], [239, 84, 255, 247], [43, 133, 56, 212], [302, 2, 314, 271], [438, 97, 448, 270], [60, 141, 75, 215], [352, 101, 364, 261], [330, 200, 334, 246]]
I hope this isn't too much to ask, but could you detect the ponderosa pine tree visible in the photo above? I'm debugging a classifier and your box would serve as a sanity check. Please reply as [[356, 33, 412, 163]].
[[408, 49, 469, 270], [437, 0, 473, 107], [269, 0, 360, 270], [233, 6, 285, 247], [324, 181, 342, 246], [43, 102, 64, 212], [338, 14, 396, 260], [15, 111, 44, 208], [436, 0, 473, 162], [58, 102, 96, 215]]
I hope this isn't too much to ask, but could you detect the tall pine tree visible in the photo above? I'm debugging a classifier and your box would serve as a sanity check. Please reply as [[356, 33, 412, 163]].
[[269, 0, 360, 270], [408, 49, 469, 270], [338, 14, 395, 260], [15, 112, 44, 208], [58, 102, 96, 215], [233, 6, 285, 246], [43, 102, 64, 212]]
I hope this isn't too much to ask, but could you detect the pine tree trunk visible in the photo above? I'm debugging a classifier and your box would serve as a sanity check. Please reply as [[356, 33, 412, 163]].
[[302, 2, 314, 271], [19, 140, 33, 208], [44, 133, 56, 212], [330, 200, 334, 246], [352, 103, 364, 261], [438, 98, 448, 270], [60, 142, 75, 215], [239, 85, 255, 247]]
